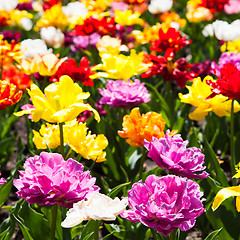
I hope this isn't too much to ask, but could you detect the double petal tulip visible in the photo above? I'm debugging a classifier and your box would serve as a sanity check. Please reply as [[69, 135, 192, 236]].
[[121, 175, 205, 237], [15, 75, 100, 123], [67, 121, 108, 162], [13, 152, 100, 207], [118, 108, 167, 147], [179, 76, 240, 120]]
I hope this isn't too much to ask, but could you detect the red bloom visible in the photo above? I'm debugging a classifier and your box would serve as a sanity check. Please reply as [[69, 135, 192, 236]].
[[50, 57, 94, 86], [3, 65, 31, 91], [141, 55, 197, 88], [70, 17, 116, 37], [123, 0, 147, 3], [199, 0, 229, 13], [0, 80, 22, 110], [150, 28, 191, 59], [206, 63, 240, 99], [42, 0, 59, 11]]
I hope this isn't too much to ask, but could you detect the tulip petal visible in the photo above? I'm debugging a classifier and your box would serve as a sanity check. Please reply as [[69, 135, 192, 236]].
[[212, 186, 240, 211]]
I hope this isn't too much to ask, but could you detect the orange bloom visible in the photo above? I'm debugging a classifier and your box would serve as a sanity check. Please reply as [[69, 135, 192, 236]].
[[118, 108, 166, 147], [0, 36, 22, 66], [20, 53, 67, 76], [2, 65, 31, 90], [0, 80, 22, 110], [0, 11, 11, 27], [160, 12, 187, 29]]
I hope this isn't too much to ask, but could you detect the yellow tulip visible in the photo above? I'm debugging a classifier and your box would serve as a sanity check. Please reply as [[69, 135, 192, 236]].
[[33, 123, 60, 149], [34, 4, 69, 31], [91, 50, 152, 81], [179, 76, 240, 121], [114, 10, 144, 26], [15, 75, 100, 123], [67, 121, 108, 162], [33, 120, 108, 162], [212, 186, 240, 212]]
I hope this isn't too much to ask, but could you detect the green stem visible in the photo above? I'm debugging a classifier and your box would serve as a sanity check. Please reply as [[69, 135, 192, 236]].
[[59, 122, 64, 157], [51, 205, 58, 240], [230, 99, 236, 185], [139, 147, 147, 179], [93, 220, 100, 240], [168, 229, 179, 240]]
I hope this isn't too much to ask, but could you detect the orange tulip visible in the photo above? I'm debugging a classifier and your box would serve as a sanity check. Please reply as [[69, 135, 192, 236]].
[[118, 108, 167, 147]]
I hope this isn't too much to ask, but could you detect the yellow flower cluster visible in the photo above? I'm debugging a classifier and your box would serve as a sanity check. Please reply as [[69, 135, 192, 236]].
[[179, 76, 240, 121], [186, 0, 213, 23], [10, 9, 33, 28], [114, 10, 144, 26], [33, 121, 108, 162], [132, 23, 161, 45], [221, 39, 240, 53], [91, 50, 152, 81], [34, 4, 69, 31]]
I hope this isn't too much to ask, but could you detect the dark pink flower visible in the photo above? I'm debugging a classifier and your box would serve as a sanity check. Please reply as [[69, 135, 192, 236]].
[[98, 79, 151, 108], [13, 152, 100, 207], [144, 130, 209, 179], [121, 174, 205, 237], [0, 167, 6, 186]]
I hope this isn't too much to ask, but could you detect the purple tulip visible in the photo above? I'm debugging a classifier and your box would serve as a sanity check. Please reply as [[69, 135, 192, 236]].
[[13, 152, 99, 207], [144, 130, 209, 179], [121, 174, 205, 237], [98, 79, 151, 108]]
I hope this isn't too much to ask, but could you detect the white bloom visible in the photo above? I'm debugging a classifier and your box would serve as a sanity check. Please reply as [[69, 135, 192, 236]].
[[170, 22, 180, 30], [0, 0, 18, 11], [148, 0, 173, 14], [212, 20, 240, 41], [202, 24, 214, 37], [61, 192, 128, 228], [20, 39, 52, 59], [40, 27, 65, 48], [62, 2, 88, 18], [19, 17, 33, 31]]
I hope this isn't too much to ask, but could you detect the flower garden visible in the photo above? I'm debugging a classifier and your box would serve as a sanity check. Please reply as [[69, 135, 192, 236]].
[[1, 0, 240, 239]]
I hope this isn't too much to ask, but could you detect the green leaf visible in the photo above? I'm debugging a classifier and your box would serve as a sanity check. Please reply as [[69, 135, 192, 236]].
[[204, 228, 222, 240], [107, 182, 131, 198], [203, 138, 228, 187], [77, 220, 95, 240], [12, 214, 34, 240], [0, 180, 13, 208], [18, 201, 51, 240], [0, 227, 10, 240]]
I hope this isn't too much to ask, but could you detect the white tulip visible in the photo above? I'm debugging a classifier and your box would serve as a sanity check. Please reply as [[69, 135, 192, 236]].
[[19, 18, 33, 31], [212, 20, 240, 41], [61, 192, 128, 228], [202, 24, 214, 37], [20, 39, 52, 59], [148, 0, 173, 14], [0, 0, 17, 11], [62, 2, 88, 19], [40, 27, 65, 48]]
